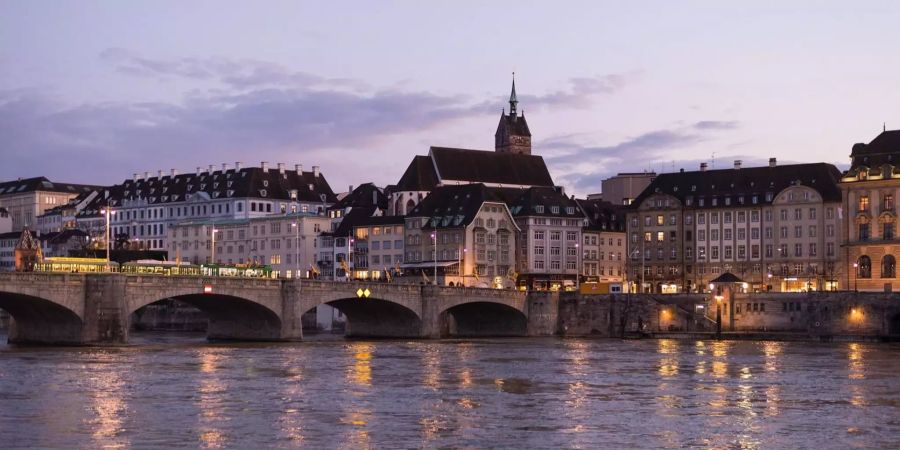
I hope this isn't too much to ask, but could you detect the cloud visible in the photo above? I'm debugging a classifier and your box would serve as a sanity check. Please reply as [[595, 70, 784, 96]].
[[541, 121, 741, 196]]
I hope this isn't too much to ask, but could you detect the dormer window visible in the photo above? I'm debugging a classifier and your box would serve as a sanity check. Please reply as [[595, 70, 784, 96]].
[[187, 184, 193, 191], [260, 189, 267, 197], [213, 182, 219, 189], [213, 192, 220, 198], [200, 184, 206, 190], [566, 206, 575, 215], [551, 206, 560, 214], [263, 180, 269, 187], [227, 190, 234, 197], [162, 187, 168, 193], [227, 181, 233, 188], [535, 205, 545, 213]]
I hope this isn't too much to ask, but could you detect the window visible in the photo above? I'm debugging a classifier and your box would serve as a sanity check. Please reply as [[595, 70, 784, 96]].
[[724, 246, 732, 259], [858, 196, 869, 212], [765, 210, 773, 222], [566, 231, 577, 241], [724, 212, 732, 224], [857, 256, 872, 279], [644, 232, 652, 242], [883, 255, 896, 278], [884, 223, 895, 240], [551, 231, 561, 241], [885, 194, 895, 211], [534, 230, 545, 240], [656, 231, 665, 242], [809, 243, 817, 257], [794, 208, 802, 220], [780, 209, 788, 221], [669, 214, 676, 225], [794, 226, 802, 238], [827, 242, 835, 257], [698, 214, 705, 225], [794, 243, 802, 257], [711, 230, 719, 241], [809, 208, 817, 220], [657, 215, 664, 226], [859, 223, 870, 241], [724, 229, 732, 240]]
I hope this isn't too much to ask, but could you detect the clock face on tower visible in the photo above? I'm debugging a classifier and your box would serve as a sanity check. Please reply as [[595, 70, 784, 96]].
[[510, 136, 530, 146]]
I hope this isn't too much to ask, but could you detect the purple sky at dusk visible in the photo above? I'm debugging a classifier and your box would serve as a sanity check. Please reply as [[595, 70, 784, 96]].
[[1, 1, 898, 197]]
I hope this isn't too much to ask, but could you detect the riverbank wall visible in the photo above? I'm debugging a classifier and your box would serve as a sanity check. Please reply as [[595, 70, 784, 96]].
[[556, 292, 900, 341]]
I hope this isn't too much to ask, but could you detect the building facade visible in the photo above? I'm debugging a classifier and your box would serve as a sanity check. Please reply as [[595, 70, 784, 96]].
[[403, 184, 519, 288], [628, 159, 844, 293], [577, 199, 627, 285], [67, 162, 336, 252], [0, 177, 99, 232], [167, 213, 330, 278], [599, 172, 657, 206], [351, 216, 406, 281], [841, 129, 899, 292]]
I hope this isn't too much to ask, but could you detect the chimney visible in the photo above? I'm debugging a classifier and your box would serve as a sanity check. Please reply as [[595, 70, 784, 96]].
[[734, 160, 742, 170], [133, 173, 138, 182], [157, 170, 163, 179], [196, 166, 202, 176], [208, 164, 214, 174], [221, 163, 228, 172], [349, 185, 354, 193], [373, 190, 378, 205], [144, 171, 149, 180], [278, 163, 285, 174], [313, 165, 320, 177], [295, 164, 303, 173], [261, 161, 269, 172], [769, 157, 777, 168], [235, 161, 242, 170], [700, 162, 708, 172], [171, 169, 178, 177]]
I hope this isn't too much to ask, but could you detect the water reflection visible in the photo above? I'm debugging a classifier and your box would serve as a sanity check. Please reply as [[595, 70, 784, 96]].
[[87, 351, 130, 449], [278, 351, 305, 445], [847, 343, 867, 407], [341, 343, 373, 449], [197, 349, 229, 449], [657, 339, 680, 377], [347, 342, 373, 387]]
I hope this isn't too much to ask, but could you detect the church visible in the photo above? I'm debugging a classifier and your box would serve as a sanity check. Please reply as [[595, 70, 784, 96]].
[[388, 77, 554, 216]]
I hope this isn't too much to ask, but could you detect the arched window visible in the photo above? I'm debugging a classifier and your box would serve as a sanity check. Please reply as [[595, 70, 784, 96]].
[[394, 197, 403, 215], [858, 256, 872, 279], [883, 255, 896, 278], [405, 199, 416, 214]]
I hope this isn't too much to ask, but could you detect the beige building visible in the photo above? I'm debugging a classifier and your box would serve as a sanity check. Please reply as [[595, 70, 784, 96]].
[[0, 177, 99, 232], [167, 213, 330, 278], [628, 159, 843, 293], [600, 172, 656, 205], [840, 129, 899, 292], [404, 184, 519, 288]]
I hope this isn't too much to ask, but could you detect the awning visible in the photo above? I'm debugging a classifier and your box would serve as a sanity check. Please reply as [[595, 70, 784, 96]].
[[400, 261, 459, 269]]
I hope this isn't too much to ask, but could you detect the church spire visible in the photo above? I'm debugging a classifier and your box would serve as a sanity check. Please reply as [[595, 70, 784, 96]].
[[509, 72, 518, 116]]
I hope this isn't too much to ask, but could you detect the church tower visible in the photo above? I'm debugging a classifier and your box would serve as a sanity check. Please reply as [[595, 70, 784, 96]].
[[495, 74, 532, 155]]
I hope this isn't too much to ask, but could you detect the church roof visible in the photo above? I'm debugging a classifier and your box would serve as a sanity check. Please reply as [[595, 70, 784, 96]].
[[407, 183, 512, 230], [396, 155, 439, 191], [429, 147, 552, 187]]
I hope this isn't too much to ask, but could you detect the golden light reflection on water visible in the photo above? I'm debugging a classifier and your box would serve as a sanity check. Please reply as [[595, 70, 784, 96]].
[[710, 341, 730, 379], [197, 350, 229, 449], [347, 342, 373, 387], [765, 384, 781, 417], [279, 354, 305, 445], [422, 346, 441, 391], [657, 339, 680, 377], [762, 341, 782, 373], [340, 409, 372, 450], [88, 353, 129, 449], [848, 343, 867, 407]]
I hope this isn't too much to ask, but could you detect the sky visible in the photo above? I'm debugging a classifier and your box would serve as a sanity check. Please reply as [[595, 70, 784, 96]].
[[1, 0, 898, 197]]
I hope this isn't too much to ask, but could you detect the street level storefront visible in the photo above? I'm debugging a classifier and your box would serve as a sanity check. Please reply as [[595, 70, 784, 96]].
[[517, 273, 578, 291]]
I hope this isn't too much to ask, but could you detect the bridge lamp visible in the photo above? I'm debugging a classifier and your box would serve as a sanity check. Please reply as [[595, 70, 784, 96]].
[[100, 206, 116, 272], [210, 228, 220, 265], [291, 222, 299, 278], [430, 232, 437, 286]]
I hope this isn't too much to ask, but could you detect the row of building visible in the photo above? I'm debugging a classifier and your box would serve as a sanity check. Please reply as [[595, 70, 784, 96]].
[[1, 80, 897, 292]]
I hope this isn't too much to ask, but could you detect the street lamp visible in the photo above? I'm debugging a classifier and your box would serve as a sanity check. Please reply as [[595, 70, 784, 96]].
[[100, 202, 116, 272], [853, 262, 859, 291], [210, 227, 219, 265], [714, 295, 723, 338], [430, 231, 437, 286], [291, 221, 299, 278], [575, 243, 581, 291]]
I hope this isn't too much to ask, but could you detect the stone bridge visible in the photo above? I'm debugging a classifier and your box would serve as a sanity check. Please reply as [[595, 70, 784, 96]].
[[0, 273, 555, 345]]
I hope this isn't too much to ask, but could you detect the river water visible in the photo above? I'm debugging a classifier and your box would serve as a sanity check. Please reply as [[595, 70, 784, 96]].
[[1, 333, 898, 449]]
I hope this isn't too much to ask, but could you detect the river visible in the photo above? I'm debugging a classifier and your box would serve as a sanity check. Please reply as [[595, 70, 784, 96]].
[[1, 333, 898, 449]]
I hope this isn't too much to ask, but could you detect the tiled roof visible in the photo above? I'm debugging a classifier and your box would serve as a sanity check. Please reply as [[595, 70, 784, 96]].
[[75, 166, 337, 218], [429, 147, 554, 187], [330, 183, 387, 211], [0, 177, 101, 196], [576, 199, 626, 232], [407, 183, 508, 229], [846, 129, 900, 175], [505, 186, 585, 218], [631, 162, 842, 209]]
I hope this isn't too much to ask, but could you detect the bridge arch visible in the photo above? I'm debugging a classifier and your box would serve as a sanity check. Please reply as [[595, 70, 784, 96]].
[[0, 292, 84, 345], [435, 288, 529, 337], [303, 297, 423, 338], [125, 278, 287, 341]]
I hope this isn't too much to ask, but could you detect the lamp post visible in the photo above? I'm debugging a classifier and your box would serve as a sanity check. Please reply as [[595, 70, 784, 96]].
[[714, 295, 723, 338], [210, 227, 219, 265], [575, 242, 581, 291], [291, 221, 300, 278], [430, 231, 437, 286], [853, 262, 859, 291], [100, 202, 116, 272], [348, 237, 354, 281]]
